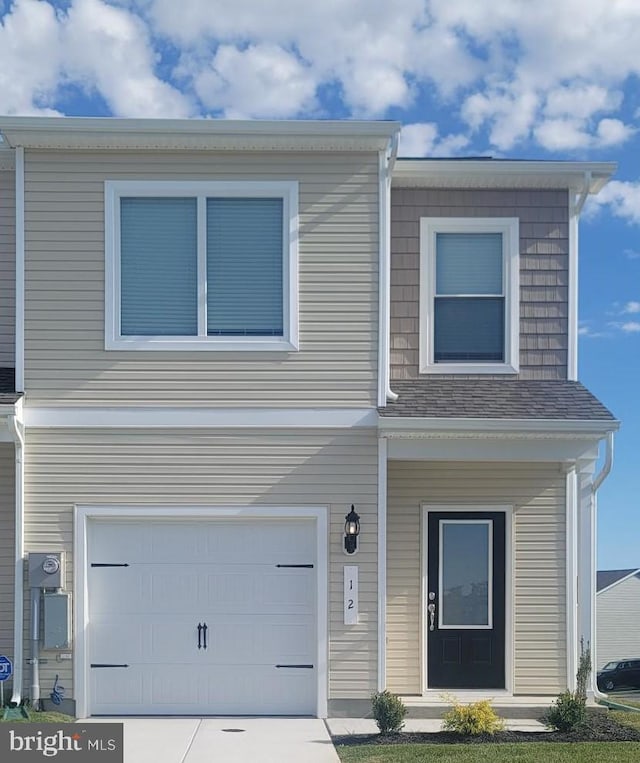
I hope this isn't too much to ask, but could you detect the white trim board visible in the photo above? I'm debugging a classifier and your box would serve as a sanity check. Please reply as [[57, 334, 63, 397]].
[[73, 504, 329, 719], [23, 407, 378, 429], [421, 504, 514, 695]]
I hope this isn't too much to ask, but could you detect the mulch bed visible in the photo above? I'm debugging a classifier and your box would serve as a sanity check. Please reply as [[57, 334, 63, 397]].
[[332, 710, 640, 746]]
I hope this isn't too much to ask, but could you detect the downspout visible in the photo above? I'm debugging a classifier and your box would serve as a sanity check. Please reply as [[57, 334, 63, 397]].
[[590, 431, 614, 700], [8, 408, 24, 705], [378, 133, 399, 407]]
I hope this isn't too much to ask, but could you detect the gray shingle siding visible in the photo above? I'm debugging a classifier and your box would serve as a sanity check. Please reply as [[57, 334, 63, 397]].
[[390, 187, 569, 380]]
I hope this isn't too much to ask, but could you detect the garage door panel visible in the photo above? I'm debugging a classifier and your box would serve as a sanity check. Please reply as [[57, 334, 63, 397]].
[[88, 518, 318, 716]]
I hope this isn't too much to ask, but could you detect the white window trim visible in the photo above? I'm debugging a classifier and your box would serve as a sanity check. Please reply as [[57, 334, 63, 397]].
[[419, 217, 519, 374], [104, 180, 299, 352]]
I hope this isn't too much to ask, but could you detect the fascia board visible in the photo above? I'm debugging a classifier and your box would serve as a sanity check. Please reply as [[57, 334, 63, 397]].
[[392, 160, 617, 192], [378, 416, 620, 437], [596, 569, 640, 596], [0, 116, 401, 152]]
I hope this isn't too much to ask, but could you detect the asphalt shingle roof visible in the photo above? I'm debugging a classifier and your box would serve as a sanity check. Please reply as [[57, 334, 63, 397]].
[[597, 569, 640, 592], [380, 379, 616, 421]]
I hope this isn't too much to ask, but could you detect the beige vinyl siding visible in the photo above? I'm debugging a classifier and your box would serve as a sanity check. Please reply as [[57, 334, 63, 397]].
[[24, 427, 378, 701], [387, 461, 566, 695], [24, 151, 379, 407], [0, 445, 15, 676], [390, 188, 569, 380], [0, 170, 15, 367], [597, 574, 640, 668]]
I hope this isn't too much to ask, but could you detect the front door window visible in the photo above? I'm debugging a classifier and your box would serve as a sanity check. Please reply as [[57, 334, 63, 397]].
[[440, 520, 492, 629]]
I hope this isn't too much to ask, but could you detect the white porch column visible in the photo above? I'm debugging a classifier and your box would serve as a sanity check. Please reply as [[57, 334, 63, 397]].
[[576, 458, 597, 698], [377, 435, 388, 691]]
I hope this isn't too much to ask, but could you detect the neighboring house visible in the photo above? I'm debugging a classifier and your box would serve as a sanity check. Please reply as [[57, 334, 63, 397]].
[[597, 569, 640, 668], [0, 117, 619, 718]]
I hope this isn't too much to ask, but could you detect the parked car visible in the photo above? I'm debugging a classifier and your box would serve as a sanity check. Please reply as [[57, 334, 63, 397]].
[[597, 659, 640, 691]]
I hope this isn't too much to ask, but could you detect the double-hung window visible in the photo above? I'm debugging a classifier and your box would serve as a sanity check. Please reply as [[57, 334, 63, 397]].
[[420, 218, 519, 374], [105, 180, 298, 351]]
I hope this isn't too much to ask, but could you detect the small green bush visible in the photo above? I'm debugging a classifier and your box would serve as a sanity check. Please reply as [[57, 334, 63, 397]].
[[371, 690, 407, 734], [544, 639, 591, 732], [442, 699, 505, 735], [543, 690, 587, 731]]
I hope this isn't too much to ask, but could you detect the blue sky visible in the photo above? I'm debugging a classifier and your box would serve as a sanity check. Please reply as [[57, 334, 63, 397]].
[[1, 0, 638, 568]]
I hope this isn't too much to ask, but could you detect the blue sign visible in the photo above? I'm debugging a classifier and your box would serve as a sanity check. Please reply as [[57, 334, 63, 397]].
[[0, 655, 12, 682]]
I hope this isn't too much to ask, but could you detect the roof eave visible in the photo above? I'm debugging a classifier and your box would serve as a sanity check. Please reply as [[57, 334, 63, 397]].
[[378, 416, 620, 438], [392, 159, 617, 193], [0, 116, 401, 152]]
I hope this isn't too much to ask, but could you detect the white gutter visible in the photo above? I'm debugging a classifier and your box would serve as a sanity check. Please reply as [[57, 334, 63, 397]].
[[378, 132, 399, 406], [8, 406, 24, 705], [15, 146, 24, 393]]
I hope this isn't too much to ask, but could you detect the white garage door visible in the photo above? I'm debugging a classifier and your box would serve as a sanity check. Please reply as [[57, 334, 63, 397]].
[[88, 519, 317, 715]]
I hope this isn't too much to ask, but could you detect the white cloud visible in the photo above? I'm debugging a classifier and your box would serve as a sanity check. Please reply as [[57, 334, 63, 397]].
[[587, 181, 640, 225], [622, 301, 640, 314], [578, 322, 609, 339], [184, 43, 316, 118], [596, 118, 636, 147], [624, 249, 640, 260], [544, 84, 622, 120], [0, 0, 63, 115], [63, 0, 191, 117], [535, 119, 591, 151], [620, 321, 640, 333], [0, 0, 190, 117], [398, 123, 469, 157]]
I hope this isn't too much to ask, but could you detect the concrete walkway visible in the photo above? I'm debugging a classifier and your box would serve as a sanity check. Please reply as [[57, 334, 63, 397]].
[[86, 717, 340, 763]]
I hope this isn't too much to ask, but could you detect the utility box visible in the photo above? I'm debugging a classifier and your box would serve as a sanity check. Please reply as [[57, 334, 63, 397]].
[[28, 552, 65, 589], [43, 592, 72, 649]]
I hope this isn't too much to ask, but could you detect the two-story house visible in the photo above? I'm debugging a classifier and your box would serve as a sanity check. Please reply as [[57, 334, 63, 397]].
[[0, 117, 617, 719]]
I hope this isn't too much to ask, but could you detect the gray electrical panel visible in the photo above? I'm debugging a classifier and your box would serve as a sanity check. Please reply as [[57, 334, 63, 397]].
[[28, 552, 65, 589], [43, 592, 72, 649]]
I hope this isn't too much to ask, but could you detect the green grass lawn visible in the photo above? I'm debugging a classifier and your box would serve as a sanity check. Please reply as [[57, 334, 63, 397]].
[[0, 709, 75, 723], [336, 742, 640, 762], [610, 710, 640, 731]]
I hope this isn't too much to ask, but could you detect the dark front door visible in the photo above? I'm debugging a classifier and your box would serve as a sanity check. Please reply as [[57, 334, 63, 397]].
[[427, 511, 505, 689]]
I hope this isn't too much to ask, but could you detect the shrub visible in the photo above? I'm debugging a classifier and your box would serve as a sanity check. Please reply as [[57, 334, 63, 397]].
[[543, 690, 587, 732], [371, 690, 407, 734], [442, 698, 505, 735], [544, 639, 591, 732]]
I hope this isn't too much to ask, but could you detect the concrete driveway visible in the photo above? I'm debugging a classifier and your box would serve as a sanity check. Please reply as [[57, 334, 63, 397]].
[[87, 717, 340, 763]]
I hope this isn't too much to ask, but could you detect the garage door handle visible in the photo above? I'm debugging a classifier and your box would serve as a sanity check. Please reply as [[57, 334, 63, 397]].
[[197, 623, 202, 649], [275, 664, 314, 669], [202, 623, 208, 650]]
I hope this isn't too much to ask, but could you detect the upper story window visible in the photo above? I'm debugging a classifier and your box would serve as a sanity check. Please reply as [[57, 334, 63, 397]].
[[105, 180, 299, 351], [419, 217, 519, 374]]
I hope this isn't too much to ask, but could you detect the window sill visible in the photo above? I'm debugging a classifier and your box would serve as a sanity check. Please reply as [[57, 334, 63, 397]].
[[105, 336, 299, 352], [420, 363, 519, 375]]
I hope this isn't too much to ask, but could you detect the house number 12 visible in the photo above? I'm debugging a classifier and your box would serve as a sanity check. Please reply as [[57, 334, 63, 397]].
[[344, 566, 358, 625]]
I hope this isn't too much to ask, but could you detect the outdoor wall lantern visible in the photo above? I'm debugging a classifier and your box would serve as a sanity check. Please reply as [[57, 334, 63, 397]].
[[344, 505, 360, 555]]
